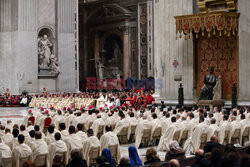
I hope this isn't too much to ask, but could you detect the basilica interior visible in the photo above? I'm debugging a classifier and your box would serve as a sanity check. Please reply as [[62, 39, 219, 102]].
[[0, 0, 250, 167]]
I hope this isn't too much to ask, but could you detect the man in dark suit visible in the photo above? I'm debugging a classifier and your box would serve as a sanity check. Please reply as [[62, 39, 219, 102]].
[[204, 135, 224, 153]]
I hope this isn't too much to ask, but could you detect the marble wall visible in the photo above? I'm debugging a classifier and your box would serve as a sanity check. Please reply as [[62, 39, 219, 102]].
[[238, 0, 250, 102], [0, 0, 77, 94], [0, 0, 16, 92], [154, 0, 194, 103], [57, 0, 76, 92]]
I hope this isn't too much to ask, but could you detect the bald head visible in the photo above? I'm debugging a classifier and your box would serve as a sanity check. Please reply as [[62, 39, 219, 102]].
[[35, 131, 42, 139], [231, 116, 236, 121], [195, 149, 204, 160], [210, 118, 216, 124], [169, 159, 180, 167], [210, 135, 218, 143]]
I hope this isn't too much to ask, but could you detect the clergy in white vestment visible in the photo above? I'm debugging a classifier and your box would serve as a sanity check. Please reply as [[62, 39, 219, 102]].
[[12, 134, 32, 167], [127, 112, 139, 138], [100, 125, 120, 162], [135, 115, 152, 148], [204, 112, 210, 125], [218, 114, 232, 144], [39, 111, 51, 131], [53, 110, 65, 129], [100, 109, 108, 121], [36, 112, 47, 129], [213, 107, 222, 124], [65, 110, 76, 129], [150, 113, 162, 139], [34, 125, 46, 139], [161, 112, 171, 134], [76, 123, 88, 142], [6, 120, 13, 131], [206, 118, 219, 141], [0, 126, 5, 138], [45, 125, 56, 145], [113, 112, 131, 140], [0, 138, 12, 158], [59, 123, 69, 140], [228, 116, 242, 143], [26, 130, 36, 148], [11, 128, 19, 150], [157, 116, 180, 151], [176, 114, 182, 123], [48, 132, 67, 165], [188, 113, 199, 130], [239, 114, 250, 145], [73, 112, 83, 127], [30, 132, 49, 167], [105, 113, 118, 128], [86, 110, 97, 129], [128, 112, 138, 127], [82, 129, 101, 166], [26, 121, 34, 132], [2, 129, 13, 148], [76, 110, 88, 128], [64, 126, 83, 161], [20, 125, 31, 144], [178, 116, 191, 145], [245, 107, 250, 118], [96, 93, 106, 108], [91, 115, 105, 137], [184, 115, 209, 152], [23, 110, 33, 126], [115, 95, 120, 107]]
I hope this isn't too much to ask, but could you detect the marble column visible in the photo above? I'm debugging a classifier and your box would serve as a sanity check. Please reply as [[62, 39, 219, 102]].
[[238, 0, 250, 101], [123, 26, 130, 79]]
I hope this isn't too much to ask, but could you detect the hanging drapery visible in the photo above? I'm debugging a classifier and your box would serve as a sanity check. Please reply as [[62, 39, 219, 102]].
[[174, 12, 240, 40]]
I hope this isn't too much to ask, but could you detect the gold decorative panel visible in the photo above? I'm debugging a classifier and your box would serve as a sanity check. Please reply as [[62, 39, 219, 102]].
[[197, 0, 237, 13], [174, 12, 239, 39], [196, 32, 238, 99]]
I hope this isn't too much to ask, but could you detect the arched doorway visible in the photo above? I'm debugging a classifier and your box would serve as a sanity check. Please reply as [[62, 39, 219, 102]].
[[102, 34, 123, 79]]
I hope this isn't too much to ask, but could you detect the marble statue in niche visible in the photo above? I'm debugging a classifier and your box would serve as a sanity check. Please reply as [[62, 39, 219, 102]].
[[38, 35, 52, 68], [38, 30, 59, 76]]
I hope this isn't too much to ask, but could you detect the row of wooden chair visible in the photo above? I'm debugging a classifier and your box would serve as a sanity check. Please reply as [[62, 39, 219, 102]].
[[116, 126, 162, 146], [1, 153, 48, 167], [115, 125, 250, 148], [89, 144, 119, 165]]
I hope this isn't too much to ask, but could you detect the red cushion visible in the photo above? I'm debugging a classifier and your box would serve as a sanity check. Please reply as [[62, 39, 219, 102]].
[[44, 117, 51, 128], [28, 116, 35, 125]]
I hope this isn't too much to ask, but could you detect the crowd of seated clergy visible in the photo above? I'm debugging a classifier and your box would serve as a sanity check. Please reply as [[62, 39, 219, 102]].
[[28, 90, 155, 110], [0, 123, 250, 167], [1, 96, 250, 166]]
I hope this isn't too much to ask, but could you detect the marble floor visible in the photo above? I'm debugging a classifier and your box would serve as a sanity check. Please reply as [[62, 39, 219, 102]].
[[0, 107, 167, 162], [0, 107, 28, 126]]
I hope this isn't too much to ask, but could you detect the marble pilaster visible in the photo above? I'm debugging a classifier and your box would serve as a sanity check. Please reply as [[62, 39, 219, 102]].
[[153, 0, 194, 101], [238, 0, 250, 101]]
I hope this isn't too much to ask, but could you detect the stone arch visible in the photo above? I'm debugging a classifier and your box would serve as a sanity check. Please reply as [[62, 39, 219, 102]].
[[38, 26, 55, 38], [100, 30, 123, 51]]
